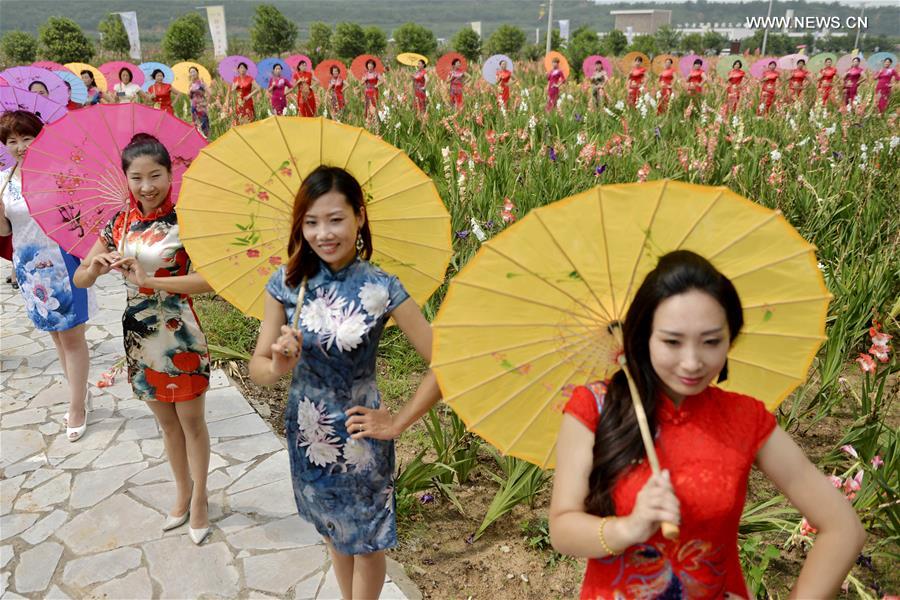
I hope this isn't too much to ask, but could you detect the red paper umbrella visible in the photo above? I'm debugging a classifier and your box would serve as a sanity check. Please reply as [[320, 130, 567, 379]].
[[437, 52, 467, 81], [315, 59, 348, 87], [350, 55, 384, 81]]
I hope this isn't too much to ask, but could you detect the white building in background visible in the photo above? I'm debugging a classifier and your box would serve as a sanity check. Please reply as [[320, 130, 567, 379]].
[[673, 22, 755, 41]]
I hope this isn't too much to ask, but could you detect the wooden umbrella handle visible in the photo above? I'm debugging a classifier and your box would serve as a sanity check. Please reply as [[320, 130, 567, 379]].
[[290, 278, 307, 330], [618, 353, 680, 541]]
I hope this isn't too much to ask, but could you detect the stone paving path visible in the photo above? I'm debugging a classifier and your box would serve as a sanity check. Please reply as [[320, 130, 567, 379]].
[[0, 270, 421, 600]]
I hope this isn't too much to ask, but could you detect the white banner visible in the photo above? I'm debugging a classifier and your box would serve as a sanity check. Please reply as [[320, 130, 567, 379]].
[[471, 21, 482, 37], [116, 12, 141, 60], [205, 6, 228, 59], [559, 19, 570, 43]]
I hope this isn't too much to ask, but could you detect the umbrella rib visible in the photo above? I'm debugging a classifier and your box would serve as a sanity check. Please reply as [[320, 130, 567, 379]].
[[182, 225, 287, 241], [532, 210, 615, 323], [431, 326, 599, 368], [339, 127, 364, 171], [503, 342, 610, 458], [373, 233, 451, 253], [274, 116, 303, 189], [180, 174, 293, 216], [364, 178, 432, 206], [21, 147, 124, 186], [597, 187, 620, 322], [450, 280, 603, 325], [24, 191, 122, 216], [618, 180, 667, 317], [445, 332, 597, 405], [726, 356, 800, 379], [480, 243, 606, 322], [434, 322, 598, 329], [175, 206, 289, 220], [673, 188, 725, 248], [455, 335, 599, 429], [357, 150, 404, 188], [370, 215, 449, 222], [707, 211, 781, 260], [372, 245, 444, 284], [189, 237, 284, 269], [197, 244, 285, 294], [726, 248, 814, 280], [230, 123, 296, 199], [742, 294, 832, 309]]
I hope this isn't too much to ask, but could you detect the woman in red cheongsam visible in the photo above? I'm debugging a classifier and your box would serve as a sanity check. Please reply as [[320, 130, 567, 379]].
[[496, 59, 514, 110], [229, 62, 260, 124], [147, 69, 175, 115], [758, 60, 780, 115], [842, 56, 865, 106], [685, 58, 706, 102], [549, 250, 865, 600], [657, 58, 676, 114], [292, 61, 317, 117], [875, 57, 899, 114], [413, 59, 428, 113], [546, 57, 566, 112], [448, 58, 467, 111], [327, 65, 346, 118], [627, 56, 647, 106], [788, 59, 810, 102], [816, 57, 838, 106], [362, 59, 382, 121], [725, 60, 746, 114]]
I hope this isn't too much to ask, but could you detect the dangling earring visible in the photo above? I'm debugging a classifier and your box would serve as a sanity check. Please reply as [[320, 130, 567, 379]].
[[356, 231, 364, 254]]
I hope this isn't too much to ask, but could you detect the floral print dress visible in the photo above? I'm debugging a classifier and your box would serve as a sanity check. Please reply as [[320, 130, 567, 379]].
[[101, 196, 209, 403], [265, 258, 410, 555], [2, 169, 95, 331]]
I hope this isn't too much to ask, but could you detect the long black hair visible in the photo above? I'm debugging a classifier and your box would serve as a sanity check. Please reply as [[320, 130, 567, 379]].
[[285, 166, 373, 287], [121, 133, 172, 173], [585, 250, 743, 516]]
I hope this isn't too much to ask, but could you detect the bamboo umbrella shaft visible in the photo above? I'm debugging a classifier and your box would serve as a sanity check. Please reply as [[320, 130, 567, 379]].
[[291, 278, 307, 330]]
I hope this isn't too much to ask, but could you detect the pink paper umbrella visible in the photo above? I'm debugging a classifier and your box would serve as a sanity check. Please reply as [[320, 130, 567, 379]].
[[20, 104, 207, 259], [99, 61, 145, 87], [32, 60, 67, 71], [778, 53, 807, 71], [0, 66, 69, 106], [751, 58, 779, 79], [679, 54, 707, 77], [218, 56, 258, 81], [583, 55, 613, 79], [0, 87, 67, 123], [285, 54, 313, 72], [0, 145, 15, 171], [837, 53, 867, 77]]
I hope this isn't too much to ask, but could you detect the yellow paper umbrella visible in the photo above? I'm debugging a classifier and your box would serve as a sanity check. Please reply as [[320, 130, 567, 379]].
[[620, 51, 650, 75], [65, 62, 107, 92], [177, 116, 452, 320], [432, 180, 831, 469], [397, 53, 428, 66], [172, 61, 213, 95]]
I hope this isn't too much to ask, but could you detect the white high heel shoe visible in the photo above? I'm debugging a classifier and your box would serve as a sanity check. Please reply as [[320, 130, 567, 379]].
[[162, 510, 190, 531], [66, 390, 93, 442], [63, 387, 91, 426], [188, 501, 210, 545]]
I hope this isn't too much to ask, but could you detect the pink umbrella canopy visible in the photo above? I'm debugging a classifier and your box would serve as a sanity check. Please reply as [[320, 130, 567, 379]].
[[0, 66, 69, 106], [482, 54, 515, 84], [778, 53, 808, 71], [837, 53, 867, 76], [285, 54, 313, 72], [218, 56, 258, 81], [679, 54, 708, 77], [20, 104, 207, 259], [99, 61, 145, 87], [751, 58, 780, 79], [32, 60, 67, 71], [0, 87, 68, 123], [582, 55, 613, 79]]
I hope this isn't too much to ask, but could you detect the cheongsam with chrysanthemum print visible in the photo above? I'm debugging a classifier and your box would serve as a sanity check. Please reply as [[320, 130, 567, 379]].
[[265, 258, 410, 555], [102, 196, 209, 403], [564, 382, 776, 600]]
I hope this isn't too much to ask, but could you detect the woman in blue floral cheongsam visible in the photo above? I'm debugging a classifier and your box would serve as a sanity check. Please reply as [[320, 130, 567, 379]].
[[249, 166, 441, 599]]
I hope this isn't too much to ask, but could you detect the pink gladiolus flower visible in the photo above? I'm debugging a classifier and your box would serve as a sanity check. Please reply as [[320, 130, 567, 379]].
[[843, 470, 863, 500], [870, 344, 890, 362], [828, 475, 842, 488], [800, 517, 818, 536], [841, 444, 859, 459], [871, 455, 884, 470], [637, 163, 651, 182], [856, 353, 876, 373]]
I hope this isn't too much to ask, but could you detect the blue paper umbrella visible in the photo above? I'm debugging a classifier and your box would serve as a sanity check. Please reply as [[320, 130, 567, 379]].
[[139, 62, 175, 91], [255, 57, 293, 89]]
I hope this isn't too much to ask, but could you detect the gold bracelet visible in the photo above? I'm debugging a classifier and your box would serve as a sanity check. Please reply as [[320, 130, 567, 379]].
[[598, 517, 621, 556]]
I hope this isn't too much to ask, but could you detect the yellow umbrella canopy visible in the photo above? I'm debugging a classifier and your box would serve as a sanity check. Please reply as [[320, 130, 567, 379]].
[[177, 116, 452, 319], [171, 61, 213, 95], [432, 180, 831, 469], [65, 62, 108, 92], [397, 53, 428, 66]]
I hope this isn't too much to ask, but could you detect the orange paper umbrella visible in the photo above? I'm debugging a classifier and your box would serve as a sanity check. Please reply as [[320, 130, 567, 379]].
[[350, 55, 384, 81], [621, 51, 650, 75], [315, 59, 348, 87], [543, 51, 570, 79], [437, 52, 467, 81], [652, 54, 678, 75]]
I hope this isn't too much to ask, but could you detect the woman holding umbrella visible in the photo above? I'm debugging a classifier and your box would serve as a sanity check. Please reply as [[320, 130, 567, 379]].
[[107, 67, 145, 104], [362, 59, 383, 121], [447, 58, 467, 111], [788, 58, 810, 103], [496, 59, 514, 110], [249, 165, 442, 600], [1, 111, 96, 442], [228, 62, 260, 124], [816, 57, 838, 106], [546, 56, 566, 112], [74, 133, 214, 545], [627, 56, 647, 107], [412, 59, 428, 114], [656, 57, 676, 114], [268, 63, 290, 116], [842, 56, 865, 106], [549, 250, 865, 599], [327, 64, 346, 118], [875, 57, 899, 114], [147, 69, 175, 115], [685, 58, 706, 101], [758, 60, 780, 115], [725, 59, 747, 114], [292, 61, 317, 118], [188, 66, 210, 138], [80, 71, 102, 106]]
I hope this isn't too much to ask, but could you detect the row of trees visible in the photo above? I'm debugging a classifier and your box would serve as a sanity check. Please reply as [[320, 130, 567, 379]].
[[2, 3, 894, 68]]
